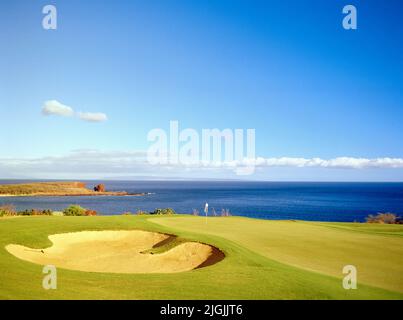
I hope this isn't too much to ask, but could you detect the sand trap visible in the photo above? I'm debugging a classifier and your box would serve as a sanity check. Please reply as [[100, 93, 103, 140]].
[[5, 230, 223, 273]]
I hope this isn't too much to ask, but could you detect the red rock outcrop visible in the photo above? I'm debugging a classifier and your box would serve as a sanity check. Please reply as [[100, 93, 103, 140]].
[[93, 184, 106, 192]]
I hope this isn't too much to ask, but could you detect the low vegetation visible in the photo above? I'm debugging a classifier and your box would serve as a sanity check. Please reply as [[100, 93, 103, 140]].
[[126, 208, 177, 215], [0, 204, 16, 217], [63, 205, 97, 216], [150, 208, 176, 215], [366, 213, 402, 224], [1, 205, 179, 217], [17, 209, 52, 216], [193, 208, 231, 216], [0, 204, 96, 217], [0, 205, 53, 217]]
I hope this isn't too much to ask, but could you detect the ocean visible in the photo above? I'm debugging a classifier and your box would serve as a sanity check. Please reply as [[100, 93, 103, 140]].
[[0, 180, 402, 222]]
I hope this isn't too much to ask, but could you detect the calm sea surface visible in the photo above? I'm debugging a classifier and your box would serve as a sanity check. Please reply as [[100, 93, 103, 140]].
[[1, 180, 402, 222]]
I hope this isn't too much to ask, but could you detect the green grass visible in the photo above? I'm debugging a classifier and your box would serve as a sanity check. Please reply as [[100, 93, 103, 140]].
[[0, 215, 402, 300], [152, 216, 403, 294]]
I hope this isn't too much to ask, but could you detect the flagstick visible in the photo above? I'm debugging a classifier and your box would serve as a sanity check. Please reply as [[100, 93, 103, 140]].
[[204, 202, 208, 225]]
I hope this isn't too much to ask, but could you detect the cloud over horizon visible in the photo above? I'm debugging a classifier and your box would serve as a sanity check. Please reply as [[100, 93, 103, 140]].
[[237, 157, 403, 169], [77, 112, 108, 122], [41, 100, 107, 123], [1, 150, 403, 180]]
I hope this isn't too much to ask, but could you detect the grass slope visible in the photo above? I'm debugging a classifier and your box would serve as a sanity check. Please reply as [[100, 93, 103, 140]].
[[152, 216, 403, 294], [0, 215, 402, 300]]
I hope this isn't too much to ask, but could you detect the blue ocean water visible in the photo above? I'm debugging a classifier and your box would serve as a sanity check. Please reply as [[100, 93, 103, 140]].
[[0, 180, 402, 222]]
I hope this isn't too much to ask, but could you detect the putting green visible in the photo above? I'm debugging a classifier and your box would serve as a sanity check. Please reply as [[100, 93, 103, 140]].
[[151, 216, 403, 293], [0, 215, 402, 300]]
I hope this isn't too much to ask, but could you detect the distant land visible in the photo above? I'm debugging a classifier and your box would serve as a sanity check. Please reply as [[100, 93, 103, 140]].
[[0, 181, 143, 197]]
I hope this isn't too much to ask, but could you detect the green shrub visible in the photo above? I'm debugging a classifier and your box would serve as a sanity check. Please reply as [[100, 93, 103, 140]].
[[150, 208, 176, 215], [63, 205, 87, 216]]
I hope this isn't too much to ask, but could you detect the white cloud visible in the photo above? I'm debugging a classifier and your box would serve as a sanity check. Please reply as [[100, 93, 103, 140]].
[[42, 100, 74, 117], [77, 112, 108, 122], [1, 151, 403, 180], [144, 155, 403, 170], [41, 100, 108, 122], [255, 157, 403, 169]]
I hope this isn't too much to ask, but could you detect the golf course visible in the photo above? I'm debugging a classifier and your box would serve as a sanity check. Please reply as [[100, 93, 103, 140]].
[[0, 215, 402, 300]]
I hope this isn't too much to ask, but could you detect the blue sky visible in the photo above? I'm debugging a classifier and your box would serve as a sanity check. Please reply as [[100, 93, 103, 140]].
[[0, 0, 402, 180]]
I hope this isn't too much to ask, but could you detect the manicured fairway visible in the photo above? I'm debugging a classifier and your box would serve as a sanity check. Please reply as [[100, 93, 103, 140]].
[[152, 216, 403, 293], [0, 215, 402, 300]]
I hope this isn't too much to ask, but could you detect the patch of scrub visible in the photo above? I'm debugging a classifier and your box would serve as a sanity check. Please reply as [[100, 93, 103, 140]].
[[5, 230, 224, 273]]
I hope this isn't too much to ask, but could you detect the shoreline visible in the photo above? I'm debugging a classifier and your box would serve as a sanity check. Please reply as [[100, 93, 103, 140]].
[[0, 181, 149, 198], [0, 192, 148, 198]]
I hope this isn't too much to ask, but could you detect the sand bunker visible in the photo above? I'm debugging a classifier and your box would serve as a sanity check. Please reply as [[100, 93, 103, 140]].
[[5, 230, 223, 273]]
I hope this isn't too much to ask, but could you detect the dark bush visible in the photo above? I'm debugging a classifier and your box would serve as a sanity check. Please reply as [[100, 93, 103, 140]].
[[150, 208, 176, 215], [17, 209, 52, 216]]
